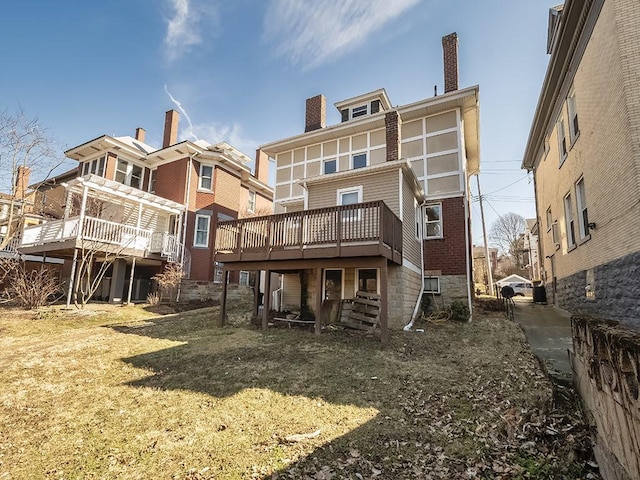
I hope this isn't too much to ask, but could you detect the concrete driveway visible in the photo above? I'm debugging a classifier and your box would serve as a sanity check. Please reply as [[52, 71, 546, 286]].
[[512, 298, 573, 385]]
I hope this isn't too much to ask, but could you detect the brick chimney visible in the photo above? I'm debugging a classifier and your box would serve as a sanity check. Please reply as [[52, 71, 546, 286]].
[[305, 94, 326, 132], [135, 127, 146, 143], [15, 166, 31, 199], [385, 111, 400, 162], [163, 109, 179, 148], [254, 149, 270, 184], [442, 32, 459, 93]]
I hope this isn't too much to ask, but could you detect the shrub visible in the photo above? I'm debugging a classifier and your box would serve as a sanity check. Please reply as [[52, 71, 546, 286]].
[[146, 291, 161, 306], [449, 300, 470, 322], [3, 262, 63, 309]]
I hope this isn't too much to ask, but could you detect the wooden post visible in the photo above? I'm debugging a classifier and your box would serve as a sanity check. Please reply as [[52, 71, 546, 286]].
[[126, 258, 136, 304], [315, 267, 323, 336], [262, 270, 271, 330], [219, 270, 229, 327], [379, 259, 389, 344], [66, 248, 79, 308], [253, 270, 261, 316]]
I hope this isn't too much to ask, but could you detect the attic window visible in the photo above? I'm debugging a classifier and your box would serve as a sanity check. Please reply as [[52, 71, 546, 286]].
[[352, 105, 368, 118]]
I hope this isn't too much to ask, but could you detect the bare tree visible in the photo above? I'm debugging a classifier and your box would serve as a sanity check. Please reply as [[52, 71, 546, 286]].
[[0, 108, 65, 249], [489, 212, 526, 259]]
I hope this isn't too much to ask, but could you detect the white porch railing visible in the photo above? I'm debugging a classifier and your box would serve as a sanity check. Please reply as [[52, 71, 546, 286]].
[[149, 232, 183, 263], [20, 216, 153, 252]]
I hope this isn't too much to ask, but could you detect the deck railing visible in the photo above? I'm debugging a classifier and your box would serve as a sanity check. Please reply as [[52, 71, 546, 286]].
[[20, 216, 153, 252], [215, 200, 403, 258]]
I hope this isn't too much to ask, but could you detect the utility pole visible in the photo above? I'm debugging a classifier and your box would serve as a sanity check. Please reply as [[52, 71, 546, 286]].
[[476, 175, 494, 295]]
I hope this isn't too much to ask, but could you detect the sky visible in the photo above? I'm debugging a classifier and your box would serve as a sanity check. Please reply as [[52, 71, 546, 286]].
[[0, 0, 554, 248]]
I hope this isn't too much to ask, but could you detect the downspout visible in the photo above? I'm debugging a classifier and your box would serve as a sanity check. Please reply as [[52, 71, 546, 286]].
[[404, 199, 427, 331], [464, 191, 473, 321]]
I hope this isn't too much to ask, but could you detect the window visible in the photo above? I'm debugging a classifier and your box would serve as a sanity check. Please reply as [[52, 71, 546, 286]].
[[424, 276, 440, 294], [567, 91, 580, 143], [351, 104, 368, 118], [576, 177, 589, 239], [239, 271, 250, 286], [415, 199, 421, 239], [323, 269, 343, 300], [199, 165, 213, 190], [352, 153, 367, 169], [545, 207, 552, 232], [424, 203, 442, 239], [323, 158, 336, 175], [148, 169, 157, 193], [247, 190, 256, 213], [357, 268, 378, 293], [337, 186, 362, 221], [114, 158, 144, 189], [193, 214, 211, 247], [82, 155, 106, 177], [564, 193, 576, 249], [557, 118, 567, 165], [214, 263, 225, 284]]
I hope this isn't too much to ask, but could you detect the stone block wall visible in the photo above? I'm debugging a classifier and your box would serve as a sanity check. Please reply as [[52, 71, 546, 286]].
[[556, 250, 640, 330], [178, 280, 252, 304], [571, 316, 640, 480]]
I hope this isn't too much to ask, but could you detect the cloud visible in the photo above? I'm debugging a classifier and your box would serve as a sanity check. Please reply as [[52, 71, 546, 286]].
[[164, 0, 217, 62], [263, 0, 420, 69]]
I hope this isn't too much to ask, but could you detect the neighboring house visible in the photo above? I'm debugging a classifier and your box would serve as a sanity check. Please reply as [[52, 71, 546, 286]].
[[18, 110, 273, 304], [522, 218, 541, 281], [473, 245, 498, 292], [215, 33, 480, 338], [522, 0, 640, 328]]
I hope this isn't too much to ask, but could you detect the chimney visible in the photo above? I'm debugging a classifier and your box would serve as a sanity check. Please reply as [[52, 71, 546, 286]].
[[135, 127, 146, 143], [15, 166, 31, 199], [254, 149, 270, 184], [305, 95, 326, 132], [163, 109, 179, 148], [442, 32, 459, 93]]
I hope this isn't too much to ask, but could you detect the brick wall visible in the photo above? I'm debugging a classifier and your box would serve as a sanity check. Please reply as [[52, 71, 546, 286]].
[[154, 157, 188, 203], [424, 196, 467, 275], [213, 168, 242, 212], [305, 95, 326, 132], [385, 110, 400, 162]]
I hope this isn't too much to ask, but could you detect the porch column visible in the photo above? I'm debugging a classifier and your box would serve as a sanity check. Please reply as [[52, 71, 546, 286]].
[[109, 258, 127, 303], [126, 258, 136, 304], [253, 270, 261, 316], [315, 268, 322, 336], [262, 270, 271, 330], [218, 269, 229, 327], [379, 259, 389, 344], [63, 189, 72, 219], [65, 249, 79, 308]]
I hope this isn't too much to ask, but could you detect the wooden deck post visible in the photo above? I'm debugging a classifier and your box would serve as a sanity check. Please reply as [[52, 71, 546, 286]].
[[315, 267, 323, 336], [218, 270, 229, 327], [253, 270, 261, 315], [379, 259, 389, 344], [262, 270, 271, 330], [126, 258, 136, 304]]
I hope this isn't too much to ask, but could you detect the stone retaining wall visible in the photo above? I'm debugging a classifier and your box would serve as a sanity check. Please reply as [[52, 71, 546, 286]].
[[178, 280, 252, 304], [557, 251, 640, 330], [571, 316, 640, 480]]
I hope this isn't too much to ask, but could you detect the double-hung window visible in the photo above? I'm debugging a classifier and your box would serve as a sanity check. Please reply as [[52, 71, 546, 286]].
[[567, 91, 580, 144], [114, 159, 143, 189], [248, 190, 256, 213], [564, 193, 576, 249], [575, 177, 589, 239], [424, 203, 442, 239], [148, 169, 157, 193], [82, 155, 106, 177], [424, 276, 440, 294], [194, 214, 211, 248], [199, 165, 213, 191], [557, 118, 568, 166], [337, 186, 362, 221]]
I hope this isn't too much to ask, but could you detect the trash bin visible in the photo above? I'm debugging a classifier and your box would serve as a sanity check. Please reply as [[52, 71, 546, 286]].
[[533, 285, 547, 303]]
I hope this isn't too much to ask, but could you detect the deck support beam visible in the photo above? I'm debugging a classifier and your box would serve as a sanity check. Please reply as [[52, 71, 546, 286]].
[[379, 258, 389, 344], [126, 258, 136, 304], [315, 267, 323, 336], [218, 270, 229, 327], [262, 270, 271, 330]]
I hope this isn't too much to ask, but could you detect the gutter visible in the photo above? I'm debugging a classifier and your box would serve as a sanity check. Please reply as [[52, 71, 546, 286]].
[[404, 199, 427, 331]]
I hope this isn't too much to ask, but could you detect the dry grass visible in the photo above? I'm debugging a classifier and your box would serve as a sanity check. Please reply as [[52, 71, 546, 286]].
[[0, 301, 596, 479]]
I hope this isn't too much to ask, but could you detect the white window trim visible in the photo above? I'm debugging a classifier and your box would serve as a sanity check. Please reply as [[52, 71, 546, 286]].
[[199, 164, 213, 191], [356, 268, 379, 294], [193, 214, 211, 248], [148, 169, 157, 194], [424, 202, 443, 239], [350, 104, 369, 119], [322, 268, 345, 300], [564, 193, 576, 249], [336, 185, 363, 205], [575, 177, 589, 240], [247, 190, 256, 213], [424, 276, 441, 294], [114, 158, 144, 189], [557, 118, 567, 166], [567, 91, 580, 145]]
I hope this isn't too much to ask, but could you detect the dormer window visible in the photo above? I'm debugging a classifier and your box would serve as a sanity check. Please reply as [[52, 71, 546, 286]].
[[340, 100, 382, 122]]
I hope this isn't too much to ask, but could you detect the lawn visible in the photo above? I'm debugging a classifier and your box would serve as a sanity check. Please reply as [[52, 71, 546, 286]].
[[0, 301, 597, 479]]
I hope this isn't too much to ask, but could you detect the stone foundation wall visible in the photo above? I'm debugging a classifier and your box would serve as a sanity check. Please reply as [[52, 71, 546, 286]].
[[178, 280, 252, 303], [388, 265, 422, 329], [440, 274, 468, 305], [571, 317, 640, 480], [556, 251, 640, 330]]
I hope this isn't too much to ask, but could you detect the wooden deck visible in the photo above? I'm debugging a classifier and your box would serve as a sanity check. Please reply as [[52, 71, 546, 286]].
[[214, 200, 403, 265]]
